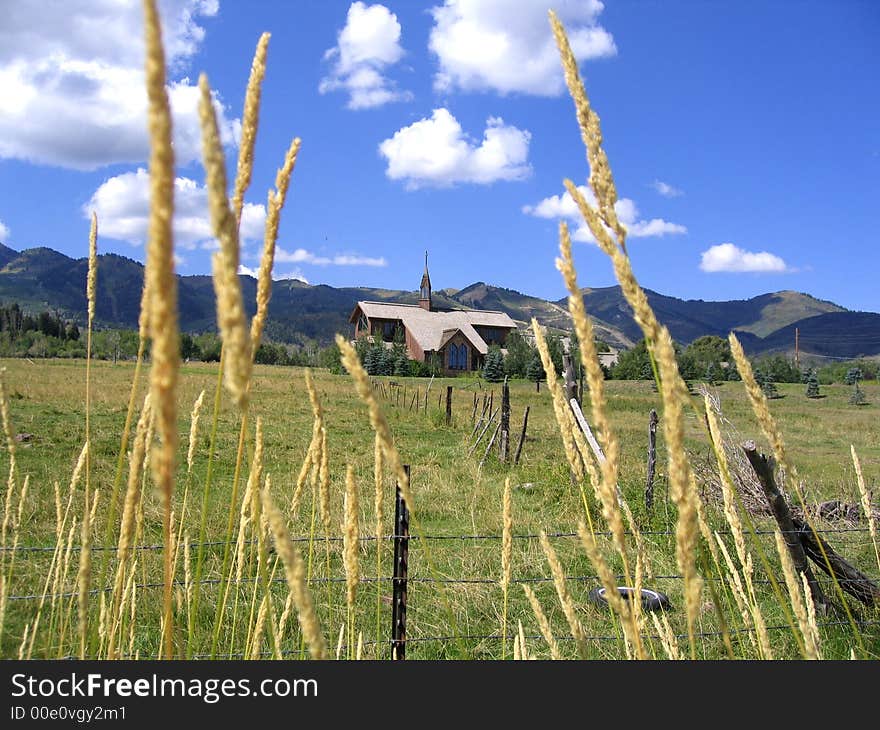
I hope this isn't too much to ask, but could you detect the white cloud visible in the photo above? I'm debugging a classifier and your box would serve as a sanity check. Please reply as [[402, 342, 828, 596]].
[[699, 243, 790, 273], [275, 246, 387, 267], [0, 0, 238, 170], [651, 180, 683, 198], [0, 219, 9, 241], [319, 2, 411, 109], [379, 108, 531, 188], [429, 0, 616, 96], [83, 168, 266, 249], [523, 185, 686, 242]]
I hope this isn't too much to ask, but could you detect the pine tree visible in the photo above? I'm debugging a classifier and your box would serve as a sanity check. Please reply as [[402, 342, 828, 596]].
[[762, 378, 780, 399], [805, 369, 821, 398], [483, 348, 505, 383], [526, 351, 544, 391], [393, 352, 410, 377], [845, 367, 863, 386], [363, 344, 380, 375], [850, 382, 867, 405], [705, 361, 717, 386]]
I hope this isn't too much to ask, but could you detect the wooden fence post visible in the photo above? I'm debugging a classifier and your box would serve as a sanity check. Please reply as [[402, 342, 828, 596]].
[[499, 377, 510, 462], [645, 409, 658, 512], [391, 465, 410, 659], [513, 406, 530, 466], [446, 385, 453, 426], [742, 441, 829, 614]]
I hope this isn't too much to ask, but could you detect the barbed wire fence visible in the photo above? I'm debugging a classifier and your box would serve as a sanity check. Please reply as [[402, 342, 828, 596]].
[[4, 506, 878, 659]]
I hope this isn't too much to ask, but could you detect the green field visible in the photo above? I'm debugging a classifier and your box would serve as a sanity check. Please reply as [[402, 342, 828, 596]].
[[1, 357, 878, 660]]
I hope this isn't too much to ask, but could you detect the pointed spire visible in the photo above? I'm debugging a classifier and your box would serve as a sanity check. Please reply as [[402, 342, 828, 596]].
[[419, 250, 432, 311]]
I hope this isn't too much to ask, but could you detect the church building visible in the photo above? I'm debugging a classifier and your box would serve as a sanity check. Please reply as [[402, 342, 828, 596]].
[[348, 254, 517, 375]]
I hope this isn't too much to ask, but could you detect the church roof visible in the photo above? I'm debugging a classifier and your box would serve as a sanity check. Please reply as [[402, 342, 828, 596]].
[[350, 301, 516, 356]]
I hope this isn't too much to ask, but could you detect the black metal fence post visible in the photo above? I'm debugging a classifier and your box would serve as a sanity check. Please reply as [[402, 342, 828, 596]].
[[391, 464, 410, 659]]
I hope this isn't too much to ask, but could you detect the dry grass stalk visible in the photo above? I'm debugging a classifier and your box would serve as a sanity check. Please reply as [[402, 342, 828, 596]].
[[336, 335, 414, 514], [576, 522, 645, 659], [186, 390, 205, 474], [250, 595, 269, 660], [549, 12, 703, 652], [75, 443, 92, 660], [232, 32, 270, 226], [262, 486, 327, 659], [531, 319, 584, 482], [199, 74, 252, 412], [142, 0, 180, 660], [556, 223, 628, 571], [800, 572, 823, 660], [86, 212, 98, 322], [343, 464, 359, 659], [539, 531, 589, 659], [522, 584, 561, 660], [649, 611, 681, 660], [250, 136, 302, 350], [773, 530, 816, 659], [0, 369, 18, 561], [728, 335, 801, 496], [107, 393, 152, 658], [852, 446, 879, 572], [714, 534, 760, 654], [500, 477, 512, 659]]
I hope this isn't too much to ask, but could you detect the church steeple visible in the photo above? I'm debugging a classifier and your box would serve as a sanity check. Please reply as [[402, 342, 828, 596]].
[[419, 250, 432, 311]]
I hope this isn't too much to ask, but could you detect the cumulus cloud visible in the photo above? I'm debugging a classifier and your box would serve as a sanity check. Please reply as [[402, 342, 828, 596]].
[[0, 0, 239, 170], [379, 108, 531, 188], [699, 243, 790, 273], [0, 219, 9, 241], [523, 185, 686, 242], [651, 180, 683, 198], [84, 168, 266, 249], [319, 2, 411, 109], [429, 0, 616, 96]]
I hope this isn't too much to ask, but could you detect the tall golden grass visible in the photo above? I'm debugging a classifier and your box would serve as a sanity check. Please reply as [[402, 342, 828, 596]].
[[0, 2, 874, 662]]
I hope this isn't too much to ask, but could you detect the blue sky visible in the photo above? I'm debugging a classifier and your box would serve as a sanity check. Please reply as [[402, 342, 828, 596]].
[[0, 0, 877, 312]]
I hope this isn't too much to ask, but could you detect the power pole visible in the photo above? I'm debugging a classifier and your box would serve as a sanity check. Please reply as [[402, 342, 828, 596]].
[[795, 327, 799, 368]]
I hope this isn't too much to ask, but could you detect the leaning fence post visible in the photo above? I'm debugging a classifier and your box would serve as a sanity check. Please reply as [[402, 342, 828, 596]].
[[645, 409, 658, 512], [513, 405, 530, 466], [742, 441, 829, 614], [391, 465, 410, 659]]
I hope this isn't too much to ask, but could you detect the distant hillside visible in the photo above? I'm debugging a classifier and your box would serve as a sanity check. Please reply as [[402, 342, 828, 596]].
[[0, 243, 877, 359], [740, 311, 880, 359], [566, 286, 845, 346]]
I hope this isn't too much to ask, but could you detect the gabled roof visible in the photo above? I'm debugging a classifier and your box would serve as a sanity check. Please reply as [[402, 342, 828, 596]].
[[350, 301, 516, 356]]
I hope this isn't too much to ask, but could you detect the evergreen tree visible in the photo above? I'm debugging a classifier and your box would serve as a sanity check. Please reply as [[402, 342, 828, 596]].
[[379, 347, 394, 375], [483, 347, 505, 382], [805, 370, 821, 398], [364, 344, 381, 375], [845, 367, 863, 386], [726, 363, 741, 381], [705, 361, 717, 386], [526, 351, 544, 391], [850, 382, 867, 405], [762, 377, 780, 399], [393, 352, 410, 377]]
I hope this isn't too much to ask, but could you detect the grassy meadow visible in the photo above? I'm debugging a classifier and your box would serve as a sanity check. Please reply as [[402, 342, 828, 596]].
[[2, 2, 878, 662], [1, 356, 878, 659]]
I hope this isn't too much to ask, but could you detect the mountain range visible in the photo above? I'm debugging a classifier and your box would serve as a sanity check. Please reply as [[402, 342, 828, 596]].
[[1, 242, 878, 361]]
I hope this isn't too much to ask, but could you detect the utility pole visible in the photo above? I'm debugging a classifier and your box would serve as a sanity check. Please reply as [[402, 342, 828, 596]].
[[795, 327, 799, 368]]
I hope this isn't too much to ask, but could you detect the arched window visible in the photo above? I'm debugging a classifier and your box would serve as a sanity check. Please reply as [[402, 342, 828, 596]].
[[459, 343, 468, 370], [448, 344, 457, 369]]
